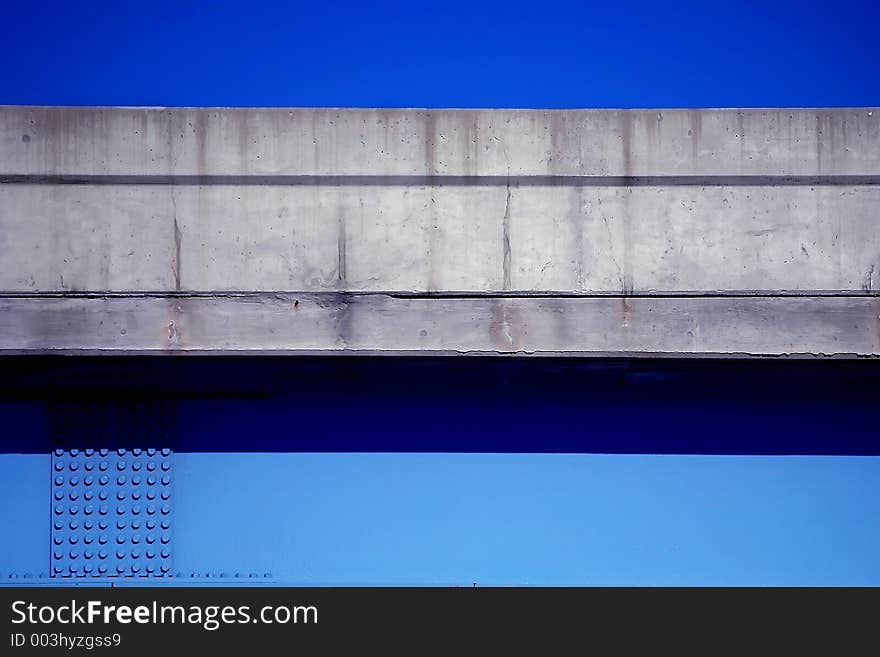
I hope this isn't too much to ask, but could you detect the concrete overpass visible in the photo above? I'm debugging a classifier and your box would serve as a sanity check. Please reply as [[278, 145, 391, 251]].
[[1, 106, 878, 356]]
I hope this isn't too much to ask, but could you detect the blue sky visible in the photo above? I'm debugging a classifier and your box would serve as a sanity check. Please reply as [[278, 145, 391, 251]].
[[2, 0, 877, 108]]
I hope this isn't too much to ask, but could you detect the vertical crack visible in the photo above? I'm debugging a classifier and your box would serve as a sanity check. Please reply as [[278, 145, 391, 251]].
[[501, 141, 512, 291], [502, 181, 512, 291], [171, 186, 181, 292]]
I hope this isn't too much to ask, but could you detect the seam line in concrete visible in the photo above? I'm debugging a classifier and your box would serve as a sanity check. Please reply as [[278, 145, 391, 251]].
[[2, 174, 880, 187]]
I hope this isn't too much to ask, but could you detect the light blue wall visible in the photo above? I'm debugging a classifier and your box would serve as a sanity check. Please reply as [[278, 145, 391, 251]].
[[5, 452, 879, 585]]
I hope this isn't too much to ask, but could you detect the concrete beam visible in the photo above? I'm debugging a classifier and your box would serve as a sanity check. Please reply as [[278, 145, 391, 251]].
[[1, 294, 877, 357], [1, 107, 878, 295], [1, 106, 877, 357]]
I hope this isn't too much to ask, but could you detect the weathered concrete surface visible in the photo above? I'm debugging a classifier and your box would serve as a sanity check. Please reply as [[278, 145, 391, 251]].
[[3, 107, 879, 176], [0, 107, 878, 295], [0, 106, 878, 356], [1, 294, 877, 357], [1, 183, 878, 294]]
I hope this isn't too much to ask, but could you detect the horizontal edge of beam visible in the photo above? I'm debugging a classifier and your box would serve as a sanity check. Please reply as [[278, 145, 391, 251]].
[[2, 174, 880, 187], [2, 107, 879, 178], [1, 294, 878, 358]]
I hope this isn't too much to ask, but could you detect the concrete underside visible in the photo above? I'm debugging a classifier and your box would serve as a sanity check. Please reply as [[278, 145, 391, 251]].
[[1, 106, 878, 356]]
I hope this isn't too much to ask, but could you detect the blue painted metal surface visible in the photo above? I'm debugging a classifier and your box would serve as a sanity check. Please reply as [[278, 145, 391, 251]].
[[1, 358, 878, 586], [50, 448, 172, 579]]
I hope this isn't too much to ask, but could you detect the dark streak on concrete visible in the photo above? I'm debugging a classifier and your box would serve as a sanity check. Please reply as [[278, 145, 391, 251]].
[[336, 211, 347, 288], [2, 174, 878, 187], [620, 114, 634, 295], [502, 181, 512, 291], [171, 194, 182, 292]]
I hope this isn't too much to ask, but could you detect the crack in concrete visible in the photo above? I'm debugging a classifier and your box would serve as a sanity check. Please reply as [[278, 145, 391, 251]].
[[171, 186, 182, 292]]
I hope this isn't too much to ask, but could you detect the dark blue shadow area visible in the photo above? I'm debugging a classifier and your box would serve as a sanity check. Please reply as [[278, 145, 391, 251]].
[[0, 357, 878, 455]]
